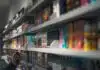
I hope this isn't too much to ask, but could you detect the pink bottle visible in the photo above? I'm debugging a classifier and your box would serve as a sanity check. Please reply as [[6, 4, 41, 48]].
[[81, 0, 88, 5]]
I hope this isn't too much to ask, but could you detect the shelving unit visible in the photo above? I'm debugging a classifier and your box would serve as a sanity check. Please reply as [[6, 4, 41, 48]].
[[3, 0, 100, 56], [3, 0, 100, 70]]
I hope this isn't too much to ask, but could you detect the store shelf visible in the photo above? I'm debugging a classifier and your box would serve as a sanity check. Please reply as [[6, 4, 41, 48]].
[[27, 48, 100, 59], [3, 32, 34, 41], [3, 0, 47, 35], [30, 1, 100, 33], [3, 32, 25, 41], [3, 14, 25, 35], [4, 46, 100, 59]]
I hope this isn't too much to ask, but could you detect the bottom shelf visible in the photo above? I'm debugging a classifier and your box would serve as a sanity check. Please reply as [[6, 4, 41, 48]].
[[27, 48, 100, 59], [3, 47, 100, 59]]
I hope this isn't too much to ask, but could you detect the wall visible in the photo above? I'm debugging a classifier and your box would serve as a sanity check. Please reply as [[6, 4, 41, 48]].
[[8, 0, 33, 20]]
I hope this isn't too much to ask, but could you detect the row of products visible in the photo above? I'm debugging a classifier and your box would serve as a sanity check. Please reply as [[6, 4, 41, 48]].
[[3, 19, 100, 51], [3, 23, 34, 40], [59, 19, 100, 51], [34, 0, 97, 25]]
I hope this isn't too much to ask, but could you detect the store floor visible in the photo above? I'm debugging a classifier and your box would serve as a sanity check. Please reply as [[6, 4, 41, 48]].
[[0, 58, 8, 70]]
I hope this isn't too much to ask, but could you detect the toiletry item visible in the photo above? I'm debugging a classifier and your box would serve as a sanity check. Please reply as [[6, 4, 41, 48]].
[[61, 27, 66, 48], [68, 23, 73, 49], [52, 0, 60, 18], [80, 0, 88, 5], [84, 39, 92, 51], [84, 21, 92, 51], [59, 27, 68, 48], [59, 28, 63, 48], [73, 20, 84, 49]]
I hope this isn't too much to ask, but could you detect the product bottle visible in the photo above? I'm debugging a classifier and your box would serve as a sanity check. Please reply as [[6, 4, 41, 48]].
[[84, 21, 92, 51], [59, 28, 63, 48], [80, 0, 88, 6], [73, 20, 84, 50], [68, 23, 73, 49]]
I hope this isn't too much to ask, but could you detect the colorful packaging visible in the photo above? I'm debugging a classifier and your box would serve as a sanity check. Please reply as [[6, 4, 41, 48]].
[[12, 39, 17, 49], [80, 0, 88, 5], [59, 27, 68, 48], [42, 4, 53, 22], [63, 26, 68, 48], [84, 38, 92, 51], [73, 20, 84, 49], [68, 23, 73, 49], [59, 28, 63, 48], [84, 21, 92, 51]]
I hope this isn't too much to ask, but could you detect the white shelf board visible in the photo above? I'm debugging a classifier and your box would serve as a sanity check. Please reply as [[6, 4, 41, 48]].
[[27, 48, 100, 59]]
